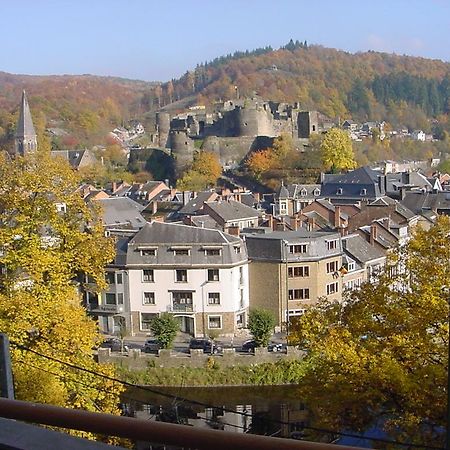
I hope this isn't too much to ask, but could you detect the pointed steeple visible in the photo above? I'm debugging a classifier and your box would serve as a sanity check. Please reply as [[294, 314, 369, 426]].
[[14, 90, 37, 155]]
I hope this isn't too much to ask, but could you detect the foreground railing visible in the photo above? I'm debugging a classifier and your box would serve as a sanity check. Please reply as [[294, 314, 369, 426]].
[[0, 397, 363, 450]]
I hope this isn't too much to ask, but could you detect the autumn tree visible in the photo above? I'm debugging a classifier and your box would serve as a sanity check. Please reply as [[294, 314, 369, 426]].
[[246, 148, 274, 180], [289, 216, 450, 446], [320, 127, 356, 172], [177, 151, 222, 191], [0, 151, 123, 437]]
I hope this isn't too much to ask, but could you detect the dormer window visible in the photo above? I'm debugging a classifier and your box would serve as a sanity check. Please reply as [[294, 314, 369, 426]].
[[360, 188, 367, 196], [204, 247, 221, 256], [140, 248, 156, 257], [300, 189, 307, 197], [313, 188, 320, 196], [337, 188, 343, 195], [172, 246, 191, 256]]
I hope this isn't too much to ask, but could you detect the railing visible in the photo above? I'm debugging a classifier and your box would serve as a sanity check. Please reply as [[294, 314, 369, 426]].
[[86, 303, 119, 313], [0, 398, 363, 450], [168, 303, 194, 312]]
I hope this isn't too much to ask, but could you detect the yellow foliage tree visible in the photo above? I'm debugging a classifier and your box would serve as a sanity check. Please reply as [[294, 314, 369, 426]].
[[320, 127, 357, 172], [246, 148, 274, 180], [289, 216, 450, 447], [177, 151, 221, 191], [0, 151, 123, 439]]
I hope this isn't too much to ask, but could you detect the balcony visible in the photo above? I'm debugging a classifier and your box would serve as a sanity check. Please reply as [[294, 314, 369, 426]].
[[86, 303, 120, 314], [168, 303, 194, 313]]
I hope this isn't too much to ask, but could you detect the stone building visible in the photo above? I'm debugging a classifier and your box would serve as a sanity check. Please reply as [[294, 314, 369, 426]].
[[244, 229, 343, 329]]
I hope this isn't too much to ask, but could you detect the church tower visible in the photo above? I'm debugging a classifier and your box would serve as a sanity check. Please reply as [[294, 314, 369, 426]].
[[14, 90, 37, 155]]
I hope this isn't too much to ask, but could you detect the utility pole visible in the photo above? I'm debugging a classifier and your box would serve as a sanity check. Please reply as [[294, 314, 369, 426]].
[[0, 334, 14, 399]]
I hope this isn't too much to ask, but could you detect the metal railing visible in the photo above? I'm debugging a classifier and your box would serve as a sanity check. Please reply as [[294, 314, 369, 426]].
[[0, 397, 363, 450]]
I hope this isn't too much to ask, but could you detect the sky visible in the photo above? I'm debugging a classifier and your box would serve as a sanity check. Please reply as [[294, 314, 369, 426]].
[[1, 0, 450, 82]]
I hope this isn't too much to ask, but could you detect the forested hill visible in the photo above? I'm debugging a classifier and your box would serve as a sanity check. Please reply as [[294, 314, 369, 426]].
[[0, 72, 157, 147], [163, 42, 450, 128]]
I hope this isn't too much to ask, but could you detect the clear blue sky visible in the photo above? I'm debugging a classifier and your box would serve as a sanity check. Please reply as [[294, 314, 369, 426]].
[[2, 0, 449, 82]]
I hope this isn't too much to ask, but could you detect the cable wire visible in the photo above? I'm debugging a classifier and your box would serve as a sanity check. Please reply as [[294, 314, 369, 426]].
[[10, 340, 444, 450]]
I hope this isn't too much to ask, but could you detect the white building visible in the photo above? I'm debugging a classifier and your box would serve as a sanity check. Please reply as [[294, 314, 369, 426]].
[[89, 222, 249, 337]]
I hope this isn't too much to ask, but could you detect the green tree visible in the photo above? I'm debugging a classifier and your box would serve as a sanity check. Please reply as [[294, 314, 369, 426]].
[[248, 309, 276, 347], [289, 216, 450, 446], [0, 151, 123, 440], [320, 128, 356, 172], [150, 313, 179, 349]]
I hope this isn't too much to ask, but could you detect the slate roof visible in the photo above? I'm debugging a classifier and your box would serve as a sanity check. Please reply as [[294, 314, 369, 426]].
[[50, 149, 94, 169], [401, 191, 450, 214], [321, 167, 384, 200], [178, 191, 218, 215], [94, 197, 146, 229], [189, 214, 222, 230], [203, 200, 259, 222], [131, 221, 240, 245], [15, 91, 36, 138], [342, 234, 385, 264]]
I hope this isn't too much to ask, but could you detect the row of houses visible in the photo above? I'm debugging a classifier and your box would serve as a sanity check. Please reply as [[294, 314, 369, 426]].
[[79, 164, 450, 338]]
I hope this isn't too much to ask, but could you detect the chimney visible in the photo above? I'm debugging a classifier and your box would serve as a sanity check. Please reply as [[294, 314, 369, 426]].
[[307, 217, 315, 231], [290, 215, 298, 231], [254, 192, 260, 203], [267, 214, 274, 230], [111, 181, 117, 193], [334, 206, 341, 229], [370, 223, 378, 245], [227, 225, 240, 236], [152, 200, 157, 215]]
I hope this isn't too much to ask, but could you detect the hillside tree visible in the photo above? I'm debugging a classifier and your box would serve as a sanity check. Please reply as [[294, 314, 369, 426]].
[[320, 128, 356, 172]]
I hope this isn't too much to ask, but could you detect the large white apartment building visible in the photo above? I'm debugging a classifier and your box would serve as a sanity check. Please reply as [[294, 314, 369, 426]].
[[86, 222, 249, 337]]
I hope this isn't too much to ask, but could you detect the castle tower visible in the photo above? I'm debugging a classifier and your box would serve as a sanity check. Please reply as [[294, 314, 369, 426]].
[[14, 91, 37, 155]]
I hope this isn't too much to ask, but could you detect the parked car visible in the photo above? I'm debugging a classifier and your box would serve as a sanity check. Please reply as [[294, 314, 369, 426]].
[[100, 338, 129, 352], [241, 339, 257, 353], [189, 338, 222, 354], [241, 340, 285, 353], [143, 338, 162, 353]]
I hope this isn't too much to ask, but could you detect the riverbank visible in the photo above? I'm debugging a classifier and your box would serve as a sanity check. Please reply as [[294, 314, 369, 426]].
[[119, 358, 307, 387]]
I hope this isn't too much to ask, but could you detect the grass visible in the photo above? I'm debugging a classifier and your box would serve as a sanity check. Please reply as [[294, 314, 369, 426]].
[[118, 359, 308, 387]]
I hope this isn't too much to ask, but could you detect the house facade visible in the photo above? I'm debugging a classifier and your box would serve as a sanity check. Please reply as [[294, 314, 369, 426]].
[[245, 229, 343, 329], [90, 222, 249, 337]]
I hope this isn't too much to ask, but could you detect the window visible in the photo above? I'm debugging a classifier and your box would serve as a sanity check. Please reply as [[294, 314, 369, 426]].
[[239, 266, 244, 284], [105, 272, 115, 285], [240, 289, 245, 309], [288, 309, 306, 317], [236, 312, 245, 328], [176, 269, 188, 282], [143, 292, 155, 305], [289, 244, 308, 254], [326, 282, 339, 295], [300, 189, 307, 197], [105, 293, 116, 305], [172, 292, 193, 303], [142, 269, 154, 282], [360, 188, 367, 196], [347, 261, 355, 271], [234, 246, 241, 254], [313, 188, 321, 196], [174, 248, 190, 256], [208, 293, 221, 305], [208, 316, 222, 329], [207, 269, 219, 282], [288, 288, 310, 300], [205, 248, 221, 256], [117, 293, 124, 305], [116, 273, 123, 285], [288, 266, 309, 278], [336, 188, 343, 195], [327, 240, 338, 250], [327, 261, 339, 274], [141, 248, 156, 256], [140, 313, 155, 331]]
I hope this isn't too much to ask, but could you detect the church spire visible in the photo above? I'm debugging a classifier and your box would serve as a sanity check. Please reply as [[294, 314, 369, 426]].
[[14, 90, 37, 155]]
